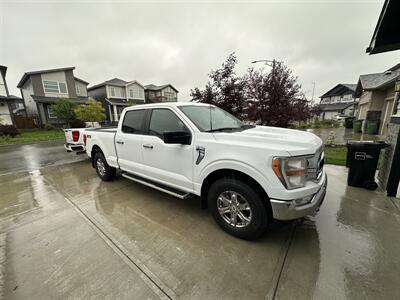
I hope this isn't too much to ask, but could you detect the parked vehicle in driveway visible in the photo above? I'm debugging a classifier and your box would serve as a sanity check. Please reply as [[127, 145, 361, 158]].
[[64, 122, 101, 153], [84, 103, 327, 240]]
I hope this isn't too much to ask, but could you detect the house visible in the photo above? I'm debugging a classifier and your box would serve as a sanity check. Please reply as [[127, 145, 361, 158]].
[[354, 64, 400, 135], [0, 65, 24, 126], [367, 0, 400, 55], [87, 78, 145, 123], [144, 84, 178, 103], [318, 84, 357, 120], [17, 67, 89, 126], [366, 0, 400, 197]]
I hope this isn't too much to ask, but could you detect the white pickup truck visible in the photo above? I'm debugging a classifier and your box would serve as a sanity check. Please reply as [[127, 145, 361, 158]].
[[85, 102, 327, 240]]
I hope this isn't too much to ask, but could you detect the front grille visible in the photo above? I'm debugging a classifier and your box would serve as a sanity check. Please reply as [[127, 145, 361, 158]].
[[306, 146, 324, 182]]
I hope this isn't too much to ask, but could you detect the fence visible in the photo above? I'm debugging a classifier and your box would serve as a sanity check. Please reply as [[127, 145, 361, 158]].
[[14, 115, 37, 129]]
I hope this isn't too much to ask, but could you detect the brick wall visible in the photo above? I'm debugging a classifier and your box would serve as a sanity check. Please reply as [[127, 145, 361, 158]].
[[378, 121, 400, 189]]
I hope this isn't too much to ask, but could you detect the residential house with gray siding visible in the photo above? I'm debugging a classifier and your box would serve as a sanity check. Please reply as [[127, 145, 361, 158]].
[[88, 78, 145, 123], [17, 67, 89, 126], [355, 64, 400, 135], [318, 84, 357, 120], [0, 65, 24, 126], [144, 84, 178, 103]]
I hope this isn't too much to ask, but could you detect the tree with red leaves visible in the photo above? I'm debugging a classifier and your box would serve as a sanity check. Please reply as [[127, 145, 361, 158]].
[[192, 54, 316, 127], [190, 53, 246, 117]]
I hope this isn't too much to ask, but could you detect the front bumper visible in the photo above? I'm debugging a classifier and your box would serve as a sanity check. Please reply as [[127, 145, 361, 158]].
[[270, 174, 327, 220]]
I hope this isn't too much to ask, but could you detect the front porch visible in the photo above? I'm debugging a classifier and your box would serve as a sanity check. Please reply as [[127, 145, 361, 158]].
[[105, 98, 144, 123]]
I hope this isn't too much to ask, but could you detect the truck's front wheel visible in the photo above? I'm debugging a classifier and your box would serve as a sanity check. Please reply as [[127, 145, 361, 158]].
[[94, 152, 116, 181], [208, 178, 269, 240]]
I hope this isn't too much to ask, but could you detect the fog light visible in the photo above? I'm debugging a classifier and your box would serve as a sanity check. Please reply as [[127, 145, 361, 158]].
[[292, 194, 313, 206]]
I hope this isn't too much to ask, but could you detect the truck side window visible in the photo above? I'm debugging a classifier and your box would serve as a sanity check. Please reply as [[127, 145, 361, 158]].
[[122, 109, 146, 134], [148, 109, 188, 138]]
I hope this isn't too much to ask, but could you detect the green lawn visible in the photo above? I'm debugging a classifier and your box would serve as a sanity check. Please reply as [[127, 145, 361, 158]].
[[0, 129, 65, 146], [324, 146, 347, 166]]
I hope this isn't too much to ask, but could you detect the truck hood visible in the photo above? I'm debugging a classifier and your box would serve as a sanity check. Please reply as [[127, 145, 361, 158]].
[[212, 126, 323, 156]]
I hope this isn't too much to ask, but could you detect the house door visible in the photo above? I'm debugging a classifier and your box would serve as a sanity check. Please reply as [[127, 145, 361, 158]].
[[380, 99, 394, 136]]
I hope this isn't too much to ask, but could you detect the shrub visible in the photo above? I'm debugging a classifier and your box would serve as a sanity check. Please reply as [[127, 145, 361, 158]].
[[69, 119, 86, 128], [44, 124, 56, 131], [0, 125, 20, 138]]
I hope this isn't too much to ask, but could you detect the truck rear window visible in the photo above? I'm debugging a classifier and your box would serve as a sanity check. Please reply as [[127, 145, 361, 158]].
[[122, 109, 146, 134]]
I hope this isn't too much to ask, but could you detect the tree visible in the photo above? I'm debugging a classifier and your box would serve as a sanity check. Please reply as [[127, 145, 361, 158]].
[[244, 61, 307, 127], [50, 98, 76, 127], [190, 53, 246, 117], [74, 98, 105, 126]]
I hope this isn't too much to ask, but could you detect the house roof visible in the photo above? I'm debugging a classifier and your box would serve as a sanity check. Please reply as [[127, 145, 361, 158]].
[[74, 76, 89, 85], [320, 83, 356, 98], [88, 78, 128, 90], [31, 95, 88, 104], [319, 103, 354, 112], [0, 95, 22, 101], [367, 0, 400, 54], [144, 84, 179, 93], [17, 67, 75, 88], [355, 65, 400, 97], [88, 78, 146, 91]]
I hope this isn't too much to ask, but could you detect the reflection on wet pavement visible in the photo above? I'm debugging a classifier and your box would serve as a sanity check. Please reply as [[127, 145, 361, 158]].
[[1, 160, 400, 299]]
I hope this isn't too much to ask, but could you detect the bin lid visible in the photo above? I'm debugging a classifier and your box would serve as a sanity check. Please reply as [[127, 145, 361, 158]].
[[346, 140, 390, 149]]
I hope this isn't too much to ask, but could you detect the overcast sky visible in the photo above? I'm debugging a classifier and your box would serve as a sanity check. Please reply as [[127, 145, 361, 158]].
[[1, 0, 399, 102]]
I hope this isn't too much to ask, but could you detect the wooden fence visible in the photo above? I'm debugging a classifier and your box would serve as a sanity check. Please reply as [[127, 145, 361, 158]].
[[14, 115, 37, 129]]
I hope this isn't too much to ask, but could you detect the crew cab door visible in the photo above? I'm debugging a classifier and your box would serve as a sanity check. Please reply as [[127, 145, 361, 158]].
[[115, 109, 147, 173], [141, 108, 194, 192]]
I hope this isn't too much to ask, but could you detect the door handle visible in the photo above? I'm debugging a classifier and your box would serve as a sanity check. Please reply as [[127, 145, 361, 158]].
[[143, 144, 153, 149], [116, 140, 124, 145]]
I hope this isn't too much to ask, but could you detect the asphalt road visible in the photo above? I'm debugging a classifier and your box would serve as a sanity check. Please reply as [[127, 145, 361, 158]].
[[0, 141, 86, 176], [1, 159, 400, 299]]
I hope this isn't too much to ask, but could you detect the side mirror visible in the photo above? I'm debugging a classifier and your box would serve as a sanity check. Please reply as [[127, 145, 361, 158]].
[[163, 131, 191, 145]]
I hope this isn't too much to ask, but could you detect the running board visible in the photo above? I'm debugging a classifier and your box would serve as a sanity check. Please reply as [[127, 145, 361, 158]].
[[121, 173, 191, 200]]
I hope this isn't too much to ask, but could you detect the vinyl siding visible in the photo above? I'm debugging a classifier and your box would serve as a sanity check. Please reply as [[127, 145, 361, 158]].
[[21, 78, 38, 116]]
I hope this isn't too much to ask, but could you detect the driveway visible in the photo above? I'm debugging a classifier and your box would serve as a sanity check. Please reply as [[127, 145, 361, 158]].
[[1, 161, 400, 299], [0, 141, 86, 176]]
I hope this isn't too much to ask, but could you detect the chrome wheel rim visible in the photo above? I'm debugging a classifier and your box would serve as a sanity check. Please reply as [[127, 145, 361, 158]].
[[217, 191, 252, 228], [96, 158, 106, 177]]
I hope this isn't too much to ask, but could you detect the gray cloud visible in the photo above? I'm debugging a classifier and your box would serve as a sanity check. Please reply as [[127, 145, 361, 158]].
[[1, 0, 399, 102]]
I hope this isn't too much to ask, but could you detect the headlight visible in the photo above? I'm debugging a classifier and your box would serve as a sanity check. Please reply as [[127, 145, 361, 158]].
[[272, 156, 307, 189]]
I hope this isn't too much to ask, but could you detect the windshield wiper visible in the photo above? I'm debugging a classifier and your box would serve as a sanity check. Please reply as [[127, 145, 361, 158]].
[[241, 124, 255, 130], [205, 127, 241, 133], [205, 124, 255, 133]]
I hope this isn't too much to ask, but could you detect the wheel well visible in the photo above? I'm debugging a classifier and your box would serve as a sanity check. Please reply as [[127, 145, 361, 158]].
[[91, 145, 103, 168], [200, 169, 272, 217]]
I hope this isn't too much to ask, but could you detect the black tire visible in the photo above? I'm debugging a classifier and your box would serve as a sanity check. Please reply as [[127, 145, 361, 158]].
[[94, 152, 116, 181], [208, 177, 269, 240]]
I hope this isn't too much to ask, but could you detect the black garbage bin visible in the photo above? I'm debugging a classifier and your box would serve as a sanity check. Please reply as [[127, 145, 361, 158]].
[[346, 141, 390, 190]]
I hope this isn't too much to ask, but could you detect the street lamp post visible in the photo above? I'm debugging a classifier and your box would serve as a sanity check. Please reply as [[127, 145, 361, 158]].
[[251, 59, 276, 74]]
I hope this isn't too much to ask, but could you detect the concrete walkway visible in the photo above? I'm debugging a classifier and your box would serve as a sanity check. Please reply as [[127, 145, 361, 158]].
[[1, 162, 400, 299]]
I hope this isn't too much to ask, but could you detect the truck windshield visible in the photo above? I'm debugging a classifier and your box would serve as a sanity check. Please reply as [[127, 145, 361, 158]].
[[179, 105, 251, 132]]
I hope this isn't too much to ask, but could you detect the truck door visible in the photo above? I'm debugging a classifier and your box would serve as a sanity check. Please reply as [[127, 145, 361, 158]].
[[115, 109, 147, 173], [141, 108, 194, 192]]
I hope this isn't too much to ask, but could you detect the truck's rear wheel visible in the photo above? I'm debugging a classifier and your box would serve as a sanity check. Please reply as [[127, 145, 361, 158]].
[[94, 152, 116, 181], [208, 178, 269, 240]]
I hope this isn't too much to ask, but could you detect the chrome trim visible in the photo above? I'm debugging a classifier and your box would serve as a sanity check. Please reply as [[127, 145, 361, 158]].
[[270, 173, 327, 220]]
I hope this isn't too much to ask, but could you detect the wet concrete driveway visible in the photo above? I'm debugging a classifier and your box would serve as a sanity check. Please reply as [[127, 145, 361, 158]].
[[1, 161, 400, 299]]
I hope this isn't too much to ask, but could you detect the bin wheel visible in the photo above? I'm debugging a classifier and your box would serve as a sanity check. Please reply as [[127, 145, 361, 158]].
[[363, 180, 378, 191]]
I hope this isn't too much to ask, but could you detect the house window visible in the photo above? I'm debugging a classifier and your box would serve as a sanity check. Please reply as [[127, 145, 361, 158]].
[[43, 80, 68, 94], [110, 87, 115, 97], [129, 89, 134, 98], [76, 86, 80, 95], [47, 106, 57, 118]]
